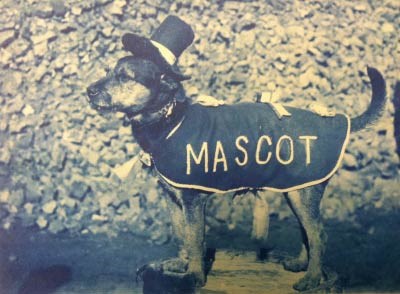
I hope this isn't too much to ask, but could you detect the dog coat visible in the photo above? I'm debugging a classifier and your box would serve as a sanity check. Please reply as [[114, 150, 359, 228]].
[[148, 103, 350, 193]]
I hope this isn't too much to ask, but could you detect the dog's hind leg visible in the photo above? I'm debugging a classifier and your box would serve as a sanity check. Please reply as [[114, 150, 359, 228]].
[[284, 182, 328, 291], [283, 237, 308, 272], [250, 191, 271, 260], [283, 205, 308, 273]]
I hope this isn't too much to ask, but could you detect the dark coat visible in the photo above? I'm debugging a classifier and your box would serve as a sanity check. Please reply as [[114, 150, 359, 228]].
[[137, 103, 350, 193]]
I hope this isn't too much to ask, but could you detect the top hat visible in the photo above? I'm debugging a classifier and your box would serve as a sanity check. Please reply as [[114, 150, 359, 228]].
[[122, 15, 194, 81]]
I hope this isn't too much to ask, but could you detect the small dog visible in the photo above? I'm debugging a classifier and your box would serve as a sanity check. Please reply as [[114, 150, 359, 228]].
[[87, 16, 386, 292]]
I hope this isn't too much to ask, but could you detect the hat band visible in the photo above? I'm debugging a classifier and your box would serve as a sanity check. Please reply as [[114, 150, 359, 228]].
[[150, 40, 177, 65]]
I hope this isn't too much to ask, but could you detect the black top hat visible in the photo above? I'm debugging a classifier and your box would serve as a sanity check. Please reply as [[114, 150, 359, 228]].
[[122, 15, 194, 81]]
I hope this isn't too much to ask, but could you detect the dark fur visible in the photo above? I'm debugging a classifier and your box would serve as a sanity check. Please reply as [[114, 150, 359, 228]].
[[87, 57, 386, 292]]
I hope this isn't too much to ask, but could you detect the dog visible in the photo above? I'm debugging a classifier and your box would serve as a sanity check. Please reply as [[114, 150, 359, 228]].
[[86, 16, 386, 292]]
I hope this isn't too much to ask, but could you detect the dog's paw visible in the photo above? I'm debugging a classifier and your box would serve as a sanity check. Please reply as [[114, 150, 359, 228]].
[[283, 258, 308, 272], [204, 248, 216, 276], [294, 269, 341, 293], [137, 258, 189, 281], [162, 258, 189, 273], [256, 246, 274, 261], [137, 259, 197, 294], [293, 272, 322, 292]]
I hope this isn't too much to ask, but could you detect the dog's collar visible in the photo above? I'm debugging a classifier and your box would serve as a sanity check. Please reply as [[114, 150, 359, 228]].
[[124, 99, 179, 128]]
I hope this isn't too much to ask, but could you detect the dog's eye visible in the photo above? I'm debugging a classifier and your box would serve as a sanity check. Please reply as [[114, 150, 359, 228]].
[[117, 72, 130, 83], [116, 68, 135, 83]]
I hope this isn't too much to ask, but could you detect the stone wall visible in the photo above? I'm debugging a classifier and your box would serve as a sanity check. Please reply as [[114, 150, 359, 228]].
[[0, 0, 399, 242]]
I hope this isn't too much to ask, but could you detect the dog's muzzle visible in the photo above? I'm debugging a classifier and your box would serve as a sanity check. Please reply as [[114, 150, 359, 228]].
[[87, 85, 99, 97], [86, 85, 113, 112]]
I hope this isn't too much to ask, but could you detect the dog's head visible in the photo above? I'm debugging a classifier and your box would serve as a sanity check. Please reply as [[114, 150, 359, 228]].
[[87, 56, 164, 115], [87, 16, 194, 121]]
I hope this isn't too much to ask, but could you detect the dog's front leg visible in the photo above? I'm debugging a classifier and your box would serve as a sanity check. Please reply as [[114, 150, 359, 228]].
[[165, 192, 186, 258], [181, 191, 208, 287], [137, 190, 208, 293]]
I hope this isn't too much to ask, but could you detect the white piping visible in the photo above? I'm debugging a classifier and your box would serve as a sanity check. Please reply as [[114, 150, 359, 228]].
[[166, 116, 185, 140]]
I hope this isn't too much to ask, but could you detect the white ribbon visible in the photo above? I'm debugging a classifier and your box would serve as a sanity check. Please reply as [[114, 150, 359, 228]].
[[150, 40, 177, 65]]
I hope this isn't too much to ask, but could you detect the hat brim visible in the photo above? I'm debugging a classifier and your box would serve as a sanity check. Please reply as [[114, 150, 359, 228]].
[[122, 33, 190, 81]]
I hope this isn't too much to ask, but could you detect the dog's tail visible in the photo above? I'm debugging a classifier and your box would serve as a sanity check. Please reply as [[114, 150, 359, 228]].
[[350, 67, 386, 132]]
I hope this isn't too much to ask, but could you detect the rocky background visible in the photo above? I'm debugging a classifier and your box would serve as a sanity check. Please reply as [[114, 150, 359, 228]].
[[0, 0, 399, 245]]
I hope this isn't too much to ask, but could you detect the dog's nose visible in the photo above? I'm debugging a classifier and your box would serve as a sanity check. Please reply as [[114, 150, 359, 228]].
[[87, 86, 98, 97]]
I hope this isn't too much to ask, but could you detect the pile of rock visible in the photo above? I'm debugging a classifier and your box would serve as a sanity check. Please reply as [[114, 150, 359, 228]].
[[0, 0, 398, 241]]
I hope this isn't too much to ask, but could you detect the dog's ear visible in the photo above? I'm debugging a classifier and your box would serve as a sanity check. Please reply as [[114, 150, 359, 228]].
[[160, 77, 178, 93], [159, 76, 187, 103]]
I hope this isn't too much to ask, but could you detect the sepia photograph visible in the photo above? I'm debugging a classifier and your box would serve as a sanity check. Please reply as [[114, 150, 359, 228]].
[[0, 0, 399, 293]]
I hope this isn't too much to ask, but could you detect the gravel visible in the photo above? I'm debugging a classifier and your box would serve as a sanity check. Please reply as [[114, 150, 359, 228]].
[[0, 0, 399, 242]]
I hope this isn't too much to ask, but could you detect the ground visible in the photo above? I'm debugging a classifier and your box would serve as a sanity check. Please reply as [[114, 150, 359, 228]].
[[1, 211, 400, 294]]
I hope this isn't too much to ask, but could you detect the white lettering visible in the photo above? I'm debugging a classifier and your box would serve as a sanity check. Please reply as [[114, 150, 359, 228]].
[[276, 135, 294, 165], [213, 141, 228, 172], [235, 136, 249, 166], [256, 135, 272, 164], [186, 133, 317, 174], [298, 135, 318, 165], [186, 142, 208, 175]]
